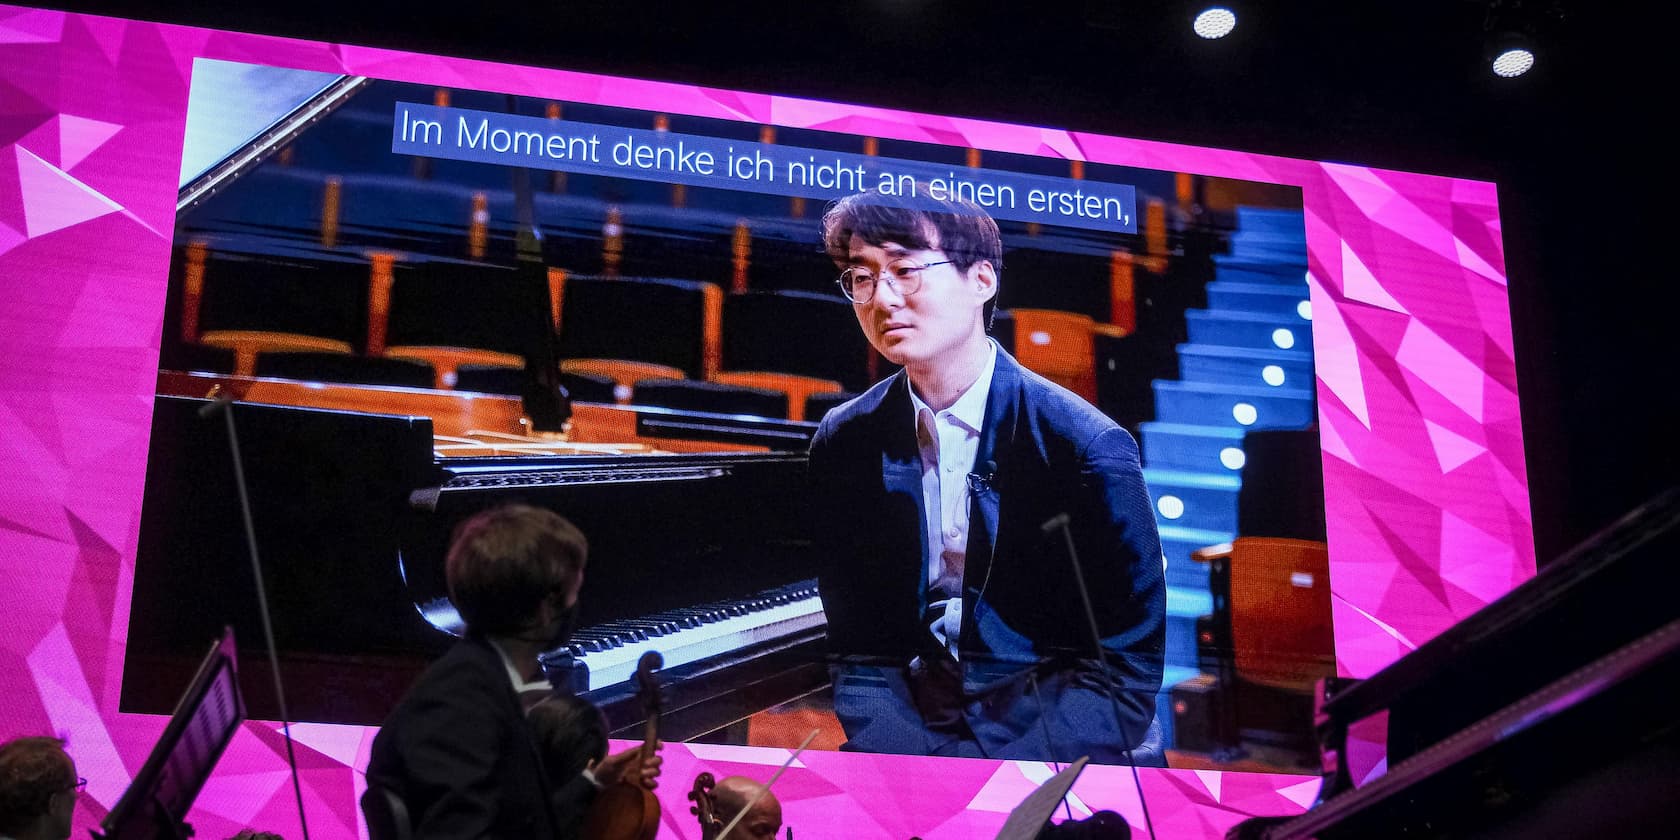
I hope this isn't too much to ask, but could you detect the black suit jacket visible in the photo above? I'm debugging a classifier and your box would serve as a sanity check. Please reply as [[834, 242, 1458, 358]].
[[365, 635, 561, 839], [809, 347, 1166, 763]]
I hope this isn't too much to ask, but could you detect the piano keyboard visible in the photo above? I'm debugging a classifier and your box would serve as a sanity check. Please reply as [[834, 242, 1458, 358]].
[[541, 580, 825, 692]]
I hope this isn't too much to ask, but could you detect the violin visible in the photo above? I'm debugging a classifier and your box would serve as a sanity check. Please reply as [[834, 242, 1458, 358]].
[[687, 771, 721, 840], [581, 651, 663, 840]]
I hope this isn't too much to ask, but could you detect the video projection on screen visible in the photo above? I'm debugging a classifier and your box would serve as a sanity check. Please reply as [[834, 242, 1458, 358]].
[[0, 6, 1533, 835], [130, 56, 1328, 774]]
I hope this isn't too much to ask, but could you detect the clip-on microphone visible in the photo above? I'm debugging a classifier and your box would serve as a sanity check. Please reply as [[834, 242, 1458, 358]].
[[1041, 512, 1156, 840], [202, 394, 313, 840]]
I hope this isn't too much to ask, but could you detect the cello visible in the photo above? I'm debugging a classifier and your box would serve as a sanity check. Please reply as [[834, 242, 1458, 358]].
[[581, 651, 663, 840]]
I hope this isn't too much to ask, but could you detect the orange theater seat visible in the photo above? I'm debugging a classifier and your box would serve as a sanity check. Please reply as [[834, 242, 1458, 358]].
[[378, 260, 552, 389], [181, 251, 374, 376], [1006, 308, 1098, 403], [716, 290, 872, 420], [198, 331, 352, 378], [553, 274, 723, 395], [1194, 537, 1334, 692]]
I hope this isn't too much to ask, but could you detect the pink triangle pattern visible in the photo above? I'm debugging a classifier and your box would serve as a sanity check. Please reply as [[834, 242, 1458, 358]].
[[0, 6, 62, 44], [1396, 318, 1486, 423], [0, 217, 23, 257], [1276, 779, 1320, 810], [1192, 769, 1223, 803], [56, 114, 123, 169], [1341, 239, 1408, 314], [1423, 419, 1487, 473], [17, 115, 59, 165], [13, 145, 121, 237], [0, 5, 1533, 838]]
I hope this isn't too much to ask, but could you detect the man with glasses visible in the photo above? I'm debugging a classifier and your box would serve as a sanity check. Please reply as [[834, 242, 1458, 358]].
[[0, 736, 81, 840], [809, 189, 1167, 765]]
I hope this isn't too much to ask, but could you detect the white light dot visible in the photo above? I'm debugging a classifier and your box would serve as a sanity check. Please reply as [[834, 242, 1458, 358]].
[[1192, 7, 1237, 39], [1271, 328, 1296, 349], [1261, 365, 1286, 387], [1233, 402, 1258, 426], [1297, 299, 1312, 320], [1158, 495, 1185, 520], [1219, 447, 1246, 470], [1492, 48, 1535, 78]]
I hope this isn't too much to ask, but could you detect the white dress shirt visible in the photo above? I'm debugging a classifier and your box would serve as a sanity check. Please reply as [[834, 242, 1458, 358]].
[[908, 342, 998, 658]]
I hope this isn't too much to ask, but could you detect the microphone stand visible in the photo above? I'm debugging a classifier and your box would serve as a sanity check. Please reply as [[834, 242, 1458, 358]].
[[1042, 513, 1156, 840], [201, 394, 312, 840]]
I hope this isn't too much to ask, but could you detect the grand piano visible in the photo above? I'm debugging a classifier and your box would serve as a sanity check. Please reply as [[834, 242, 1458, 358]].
[[1230, 487, 1680, 838], [132, 64, 860, 740], [124, 389, 830, 741]]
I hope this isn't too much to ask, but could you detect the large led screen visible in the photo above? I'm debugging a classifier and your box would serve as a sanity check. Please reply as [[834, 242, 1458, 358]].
[[0, 5, 1534, 838]]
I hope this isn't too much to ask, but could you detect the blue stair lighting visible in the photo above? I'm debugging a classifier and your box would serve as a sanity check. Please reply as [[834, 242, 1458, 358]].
[[1185, 309, 1311, 352], [1143, 206, 1314, 749], [1176, 343, 1314, 390], [1206, 280, 1312, 318]]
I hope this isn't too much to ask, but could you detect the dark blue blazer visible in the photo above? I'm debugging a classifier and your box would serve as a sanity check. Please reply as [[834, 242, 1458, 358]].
[[808, 347, 1166, 763]]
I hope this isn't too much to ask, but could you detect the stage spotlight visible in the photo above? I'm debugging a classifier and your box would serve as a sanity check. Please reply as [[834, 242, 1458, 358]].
[[1193, 7, 1237, 40], [1481, 1, 1561, 79], [1492, 46, 1536, 77]]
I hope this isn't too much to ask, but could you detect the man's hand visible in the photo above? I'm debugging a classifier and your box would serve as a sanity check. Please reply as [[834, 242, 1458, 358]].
[[588, 741, 663, 789]]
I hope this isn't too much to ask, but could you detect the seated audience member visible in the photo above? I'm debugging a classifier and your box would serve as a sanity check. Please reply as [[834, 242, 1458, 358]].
[[365, 504, 656, 838], [528, 693, 663, 839], [712, 775, 783, 840], [0, 737, 81, 840]]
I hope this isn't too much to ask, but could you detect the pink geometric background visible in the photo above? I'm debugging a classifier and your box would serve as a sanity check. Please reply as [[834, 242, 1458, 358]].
[[0, 4, 1531, 837]]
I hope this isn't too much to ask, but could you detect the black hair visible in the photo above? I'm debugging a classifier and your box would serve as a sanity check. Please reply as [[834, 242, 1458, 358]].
[[528, 694, 609, 780], [822, 188, 1002, 330]]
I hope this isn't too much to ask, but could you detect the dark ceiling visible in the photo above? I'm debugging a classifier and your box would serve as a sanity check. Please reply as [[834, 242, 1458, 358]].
[[42, 0, 1671, 560]]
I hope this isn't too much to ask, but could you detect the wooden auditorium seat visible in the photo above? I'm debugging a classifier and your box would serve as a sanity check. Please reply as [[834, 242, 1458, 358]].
[[558, 370, 619, 404], [630, 378, 789, 420], [1176, 427, 1330, 755], [1192, 537, 1334, 692], [181, 249, 371, 376], [803, 390, 860, 423], [1003, 308, 1100, 403], [451, 363, 525, 396], [715, 290, 873, 420], [553, 274, 722, 391], [448, 366, 620, 406], [377, 260, 551, 389], [254, 351, 435, 389]]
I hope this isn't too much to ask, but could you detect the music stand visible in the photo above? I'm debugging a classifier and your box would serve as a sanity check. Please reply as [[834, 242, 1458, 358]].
[[994, 756, 1091, 840], [97, 627, 246, 840]]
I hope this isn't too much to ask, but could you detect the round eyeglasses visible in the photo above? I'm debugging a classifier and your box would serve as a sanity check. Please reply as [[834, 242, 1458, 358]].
[[837, 258, 954, 304]]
